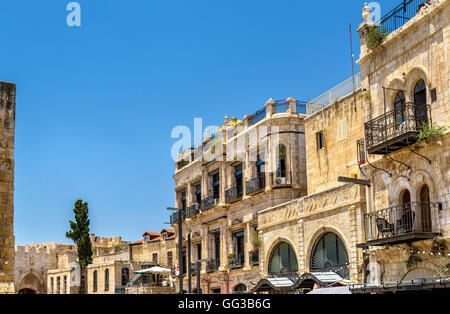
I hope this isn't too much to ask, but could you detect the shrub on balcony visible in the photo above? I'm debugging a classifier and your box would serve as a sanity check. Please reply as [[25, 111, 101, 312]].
[[364, 26, 387, 50], [251, 230, 263, 249], [416, 123, 448, 144]]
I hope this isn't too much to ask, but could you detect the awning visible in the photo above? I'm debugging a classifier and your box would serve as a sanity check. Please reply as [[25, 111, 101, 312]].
[[133, 266, 171, 275], [350, 277, 450, 294], [292, 272, 352, 289], [252, 277, 295, 292], [307, 286, 352, 294]]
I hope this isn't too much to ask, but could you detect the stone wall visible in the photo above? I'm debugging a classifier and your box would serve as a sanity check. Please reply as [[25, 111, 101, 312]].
[[0, 81, 15, 294]]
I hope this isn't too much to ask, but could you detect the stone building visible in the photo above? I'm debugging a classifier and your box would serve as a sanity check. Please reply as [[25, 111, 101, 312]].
[[252, 75, 368, 293], [15, 243, 77, 294], [0, 81, 15, 294], [46, 235, 130, 294], [171, 97, 308, 293], [352, 0, 450, 293], [129, 229, 176, 268]]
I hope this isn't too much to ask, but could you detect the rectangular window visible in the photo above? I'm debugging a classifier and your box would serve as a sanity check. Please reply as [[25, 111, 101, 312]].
[[232, 231, 245, 267], [181, 191, 187, 217], [56, 277, 61, 294], [167, 251, 173, 267], [197, 244, 202, 261], [234, 164, 243, 196], [337, 119, 348, 141], [63, 276, 67, 294], [317, 131, 325, 150], [153, 253, 158, 264], [212, 173, 220, 200], [50, 277, 54, 294], [195, 184, 202, 205]]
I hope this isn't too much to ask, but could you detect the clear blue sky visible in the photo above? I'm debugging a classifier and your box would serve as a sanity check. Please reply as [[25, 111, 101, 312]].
[[1, 0, 399, 245]]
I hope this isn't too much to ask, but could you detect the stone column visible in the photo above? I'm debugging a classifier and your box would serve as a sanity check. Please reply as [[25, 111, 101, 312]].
[[286, 97, 297, 114], [0, 82, 15, 294], [264, 98, 276, 119]]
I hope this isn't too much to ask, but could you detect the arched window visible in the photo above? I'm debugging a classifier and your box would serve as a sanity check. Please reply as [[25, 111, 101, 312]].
[[268, 242, 298, 275], [93, 270, 98, 293], [121, 268, 129, 286], [394, 91, 406, 127], [104, 269, 109, 292], [310, 232, 349, 278], [277, 144, 287, 178], [234, 284, 247, 294]]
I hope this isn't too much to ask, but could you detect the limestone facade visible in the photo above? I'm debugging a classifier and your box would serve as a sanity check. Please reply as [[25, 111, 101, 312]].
[[172, 98, 308, 293], [0, 81, 15, 294], [15, 243, 76, 294], [129, 229, 177, 268], [355, 0, 450, 286]]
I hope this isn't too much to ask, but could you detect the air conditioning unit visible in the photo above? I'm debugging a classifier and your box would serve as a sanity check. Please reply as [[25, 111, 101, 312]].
[[276, 177, 286, 185]]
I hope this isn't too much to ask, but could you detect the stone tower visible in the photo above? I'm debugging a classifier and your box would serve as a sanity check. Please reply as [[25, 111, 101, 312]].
[[0, 81, 15, 294]]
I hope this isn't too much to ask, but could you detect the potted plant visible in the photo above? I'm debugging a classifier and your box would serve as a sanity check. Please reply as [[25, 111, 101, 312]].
[[228, 252, 236, 258], [249, 249, 258, 254], [358, 158, 366, 165], [251, 230, 263, 249], [364, 26, 387, 50]]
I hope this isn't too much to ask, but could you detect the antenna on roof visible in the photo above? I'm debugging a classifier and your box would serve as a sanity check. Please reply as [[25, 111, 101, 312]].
[[349, 23, 357, 112]]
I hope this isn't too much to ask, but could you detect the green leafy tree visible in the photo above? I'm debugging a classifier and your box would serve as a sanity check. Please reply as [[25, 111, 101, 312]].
[[66, 199, 93, 268]]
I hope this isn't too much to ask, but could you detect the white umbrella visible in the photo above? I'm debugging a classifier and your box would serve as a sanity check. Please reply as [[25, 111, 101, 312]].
[[134, 266, 171, 275]]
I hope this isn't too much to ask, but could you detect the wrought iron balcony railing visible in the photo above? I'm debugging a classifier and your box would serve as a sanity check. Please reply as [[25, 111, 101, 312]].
[[379, 0, 428, 35], [206, 260, 219, 273], [246, 175, 266, 195], [249, 250, 260, 266], [200, 196, 219, 212], [364, 102, 430, 154], [225, 186, 243, 204], [269, 171, 292, 187], [186, 203, 200, 218], [362, 202, 441, 247], [228, 254, 245, 269]]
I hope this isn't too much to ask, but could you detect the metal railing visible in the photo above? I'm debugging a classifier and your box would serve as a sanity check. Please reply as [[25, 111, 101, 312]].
[[206, 260, 219, 273], [248, 107, 266, 126], [186, 203, 200, 218], [225, 186, 243, 203], [379, 0, 428, 35], [246, 175, 266, 195], [228, 254, 245, 269], [200, 196, 219, 212], [269, 171, 292, 186], [249, 250, 260, 266], [364, 102, 430, 151], [363, 202, 441, 242], [307, 73, 361, 115]]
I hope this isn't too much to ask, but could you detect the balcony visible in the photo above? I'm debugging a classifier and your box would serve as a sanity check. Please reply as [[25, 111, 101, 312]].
[[364, 102, 430, 155], [200, 196, 219, 212], [359, 202, 441, 248], [186, 203, 200, 218], [225, 187, 243, 204], [379, 0, 428, 35], [246, 175, 266, 195], [228, 254, 244, 269], [269, 171, 292, 188], [249, 250, 259, 266], [170, 211, 181, 224], [206, 260, 219, 273]]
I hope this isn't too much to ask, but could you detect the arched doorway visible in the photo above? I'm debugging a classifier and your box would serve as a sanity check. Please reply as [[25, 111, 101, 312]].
[[310, 232, 349, 279], [413, 80, 428, 128], [17, 272, 43, 294], [413, 80, 427, 104], [233, 284, 247, 294], [400, 190, 413, 232], [394, 91, 406, 128], [268, 242, 298, 275], [18, 288, 36, 294], [420, 185, 431, 232]]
